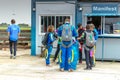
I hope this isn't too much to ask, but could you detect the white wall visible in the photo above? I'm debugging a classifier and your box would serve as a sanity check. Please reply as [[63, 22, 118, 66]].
[[36, 2, 75, 55]]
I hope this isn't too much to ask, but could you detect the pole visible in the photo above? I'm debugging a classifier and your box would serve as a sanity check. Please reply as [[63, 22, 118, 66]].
[[75, 0, 77, 28]]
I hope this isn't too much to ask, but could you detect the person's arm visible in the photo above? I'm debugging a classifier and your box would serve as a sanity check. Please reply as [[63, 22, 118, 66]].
[[49, 33, 54, 44], [72, 26, 78, 37], [93, 30, 96, 36], [77, 31, 86, 42], [53, 31, 58, 39], [18, 26, 21, 38], [57, 26, 62, 37], [77, 32, 84, 40]]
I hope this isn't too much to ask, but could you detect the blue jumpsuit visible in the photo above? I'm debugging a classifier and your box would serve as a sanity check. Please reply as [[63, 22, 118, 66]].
[[71, 40, 79, 70], [57, 23, 78, 70], [46, 32, 55, 65]]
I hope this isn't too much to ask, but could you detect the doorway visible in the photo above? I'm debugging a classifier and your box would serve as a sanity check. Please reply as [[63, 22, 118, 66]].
[[87, 16, 101, 29], [87, 16, 103, 35]]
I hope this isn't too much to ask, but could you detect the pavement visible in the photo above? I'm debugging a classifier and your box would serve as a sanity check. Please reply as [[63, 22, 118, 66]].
[[0, 49, 120, 80]]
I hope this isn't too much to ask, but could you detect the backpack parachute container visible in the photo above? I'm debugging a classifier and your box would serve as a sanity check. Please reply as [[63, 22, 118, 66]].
[[85, 31, 95, 50], [61, 25, 73, 48], [42, 32, 49, 47]]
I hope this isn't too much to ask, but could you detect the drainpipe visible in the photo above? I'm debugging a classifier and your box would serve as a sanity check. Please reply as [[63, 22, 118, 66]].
[[31, 0, 36, 56], [75, 0, 77, 28]]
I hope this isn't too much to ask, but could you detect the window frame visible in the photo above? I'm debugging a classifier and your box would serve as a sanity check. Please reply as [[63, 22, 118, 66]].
[[39, 14, 72, 35]]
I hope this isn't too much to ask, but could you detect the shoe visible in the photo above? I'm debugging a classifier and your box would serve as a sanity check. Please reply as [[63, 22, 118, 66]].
[[92, 64, 96, 67], [89, 67, 92, 70], [68, 69, 73, 72], [13, 56, 16, 59], [46, 64, 52, 67], [10, 55, 13, 59], [52, 59, 55, 63], [56, 62, 59, 64], [79, 60, 82, 64], [84, 67, 90, 70], [60, 68, 64, 72]]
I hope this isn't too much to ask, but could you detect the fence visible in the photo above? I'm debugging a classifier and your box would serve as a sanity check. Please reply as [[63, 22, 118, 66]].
[[0, 30, 31, 50]]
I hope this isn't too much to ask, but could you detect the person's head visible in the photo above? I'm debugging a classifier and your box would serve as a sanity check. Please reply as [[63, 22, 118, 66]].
[[77, 23, 82, 29], [89, 24, 95, 31], [64, 18, 70, 24], [47, 25, 54, 32], [11, 19, 15, 24], [86, 24, 91, 30]]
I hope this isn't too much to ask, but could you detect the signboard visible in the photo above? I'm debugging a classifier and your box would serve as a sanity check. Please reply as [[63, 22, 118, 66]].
[[92, 4, 118, 14]]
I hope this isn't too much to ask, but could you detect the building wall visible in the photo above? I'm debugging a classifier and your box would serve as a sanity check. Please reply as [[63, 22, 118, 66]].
[[78, 2, 120, 60], [35, 1, 75, 55], [78, 2, 120, 26]]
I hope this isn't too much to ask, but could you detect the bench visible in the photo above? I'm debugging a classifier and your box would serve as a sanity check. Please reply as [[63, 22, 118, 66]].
[[0, 37, 31, 50], [0, 30, 31, 50]]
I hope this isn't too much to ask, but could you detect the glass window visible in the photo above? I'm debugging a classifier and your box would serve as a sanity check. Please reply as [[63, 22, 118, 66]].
[[105, 16, 120, 34], [86, 16, 120, 35], [40, 15, 71, 33], [87, 16, 102, 35], [78, 0, 120, 2]]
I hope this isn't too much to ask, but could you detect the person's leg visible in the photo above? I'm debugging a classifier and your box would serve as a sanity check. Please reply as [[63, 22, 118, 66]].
[[92, 45, 96, 66], [84, 48, 90, 69], [13, 41, 17, 58], [89, 52, 92, 69], [79, 45, 83, 63], [9, 40, 13, 59], [59, 46, 66, 71], [53, 44, 60, 62], [67, 46, 74, 71], [46, 46, 52, 65]]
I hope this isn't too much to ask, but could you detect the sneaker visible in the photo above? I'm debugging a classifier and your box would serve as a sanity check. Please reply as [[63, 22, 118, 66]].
[[84, 67, 90, 70], [68, 69, 73, 72], [89, 67, 92, 70], [46, 64, 52, 67], [56, 62, 59, 64], [79, 60, 82, 64], [10, 55, 13, 59], [84, 67, 92, 70], [52, 59, 55, 63], [13, 56, 16, 59], [92, 64, 96, 67], [60, 68, 64, 72]]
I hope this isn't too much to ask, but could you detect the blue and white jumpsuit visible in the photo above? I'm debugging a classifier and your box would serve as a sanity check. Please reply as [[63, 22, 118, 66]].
[[57, 23, 78, 70], [46, 32, 55, 65]]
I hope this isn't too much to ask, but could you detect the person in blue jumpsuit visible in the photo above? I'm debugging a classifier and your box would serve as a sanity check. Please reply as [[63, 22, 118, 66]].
[[57, 18, 78, 72], [45, 25, 55, 66]]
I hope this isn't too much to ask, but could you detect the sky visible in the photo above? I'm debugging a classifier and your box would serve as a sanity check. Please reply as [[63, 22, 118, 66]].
[[0, 0, 31, 25]]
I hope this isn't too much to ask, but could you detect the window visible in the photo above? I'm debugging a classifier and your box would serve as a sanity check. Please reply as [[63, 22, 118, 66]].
[[105, 16, 120, 34], [78, 0, 120, 2], [86, 16, 120, 35], [87, 16, 102, 35], [40, 16, 71, 33]]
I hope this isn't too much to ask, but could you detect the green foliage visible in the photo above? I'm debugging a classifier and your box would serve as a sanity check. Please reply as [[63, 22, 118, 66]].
[[0, 23, 31, 30], [0, 23, 9, 27], [18, 23, 30, 27]]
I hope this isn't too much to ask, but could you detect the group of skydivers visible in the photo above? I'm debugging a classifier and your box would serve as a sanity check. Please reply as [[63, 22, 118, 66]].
[[43, 18, 98, 72]]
